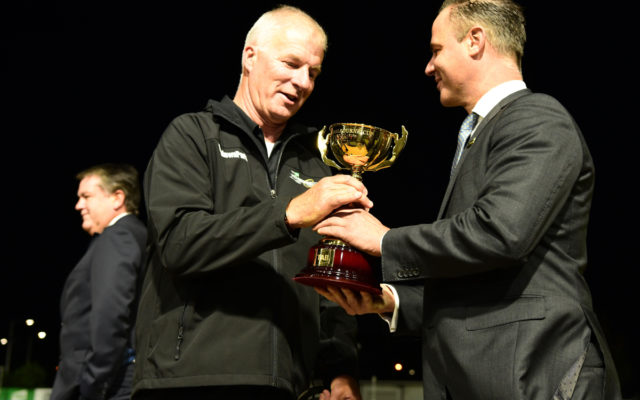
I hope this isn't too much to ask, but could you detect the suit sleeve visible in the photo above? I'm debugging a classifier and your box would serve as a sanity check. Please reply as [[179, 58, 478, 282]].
[[382, 95, 585, 279], [79, 226, 141, 399], [145, 115, 295, 278]]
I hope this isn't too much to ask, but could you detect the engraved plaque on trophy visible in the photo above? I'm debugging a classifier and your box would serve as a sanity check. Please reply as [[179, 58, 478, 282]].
[[294, 123, 408, 294]]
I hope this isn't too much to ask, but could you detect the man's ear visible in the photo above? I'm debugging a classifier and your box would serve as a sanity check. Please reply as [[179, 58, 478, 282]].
[[466, 26, 486, 58], [242, 45, 257, 73], [111, 189, 126, 211]]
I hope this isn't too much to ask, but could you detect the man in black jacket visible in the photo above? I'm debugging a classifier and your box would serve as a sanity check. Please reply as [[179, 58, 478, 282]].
[[51, 163, 147, 400], [133, 5, 369, 400]]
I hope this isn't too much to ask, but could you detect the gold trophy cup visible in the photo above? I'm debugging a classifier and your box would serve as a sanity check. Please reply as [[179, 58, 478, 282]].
[[294, 123, 408, 294]]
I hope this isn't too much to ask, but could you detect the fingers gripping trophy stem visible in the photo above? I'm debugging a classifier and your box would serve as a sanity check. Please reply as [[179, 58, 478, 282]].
[[286, 175, 370, 229]]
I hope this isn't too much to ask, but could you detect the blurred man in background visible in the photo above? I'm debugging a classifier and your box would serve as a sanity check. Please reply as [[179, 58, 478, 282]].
[[51, 163, 146, 400]]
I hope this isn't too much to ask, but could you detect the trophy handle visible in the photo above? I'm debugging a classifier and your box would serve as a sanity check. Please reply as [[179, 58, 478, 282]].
[[371, 125, 408, 171], [317, 126, 350, 171]]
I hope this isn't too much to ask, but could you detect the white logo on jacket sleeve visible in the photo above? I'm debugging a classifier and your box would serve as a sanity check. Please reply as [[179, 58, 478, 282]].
[[218, 144, 248, 162], [289, 170, 316, 188]]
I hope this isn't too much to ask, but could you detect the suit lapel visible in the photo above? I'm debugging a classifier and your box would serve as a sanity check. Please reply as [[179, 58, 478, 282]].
[[437, 89, 532, 219]]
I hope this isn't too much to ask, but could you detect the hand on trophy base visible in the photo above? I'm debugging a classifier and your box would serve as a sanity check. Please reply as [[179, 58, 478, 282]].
[[294, 238, 382, 295]]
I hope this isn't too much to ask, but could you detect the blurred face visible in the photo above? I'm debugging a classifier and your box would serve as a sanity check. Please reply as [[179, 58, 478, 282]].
[[425, 7, 471, 108], [245, 25, 324, 126], [75, 175, 119, 236]]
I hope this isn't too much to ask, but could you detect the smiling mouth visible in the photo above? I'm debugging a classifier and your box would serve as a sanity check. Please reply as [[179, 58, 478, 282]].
[[281, 92, 299, 103]]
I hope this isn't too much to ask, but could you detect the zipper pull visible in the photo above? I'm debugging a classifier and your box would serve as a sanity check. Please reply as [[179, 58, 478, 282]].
[[175, 325, 184, 360], [270, 189, 277, 199]]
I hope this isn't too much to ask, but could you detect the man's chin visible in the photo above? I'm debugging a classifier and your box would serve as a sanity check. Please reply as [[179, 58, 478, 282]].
[[439, 94, 459, 108], [271, 106, 300, 123], [81, 222, 96, 235]]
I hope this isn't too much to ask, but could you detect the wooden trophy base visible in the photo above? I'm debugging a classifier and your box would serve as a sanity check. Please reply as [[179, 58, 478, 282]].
[[293, 238, 382, 295]]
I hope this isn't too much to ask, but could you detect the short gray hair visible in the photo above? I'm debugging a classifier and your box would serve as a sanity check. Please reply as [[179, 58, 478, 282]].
[[244, 5, 327, 52]]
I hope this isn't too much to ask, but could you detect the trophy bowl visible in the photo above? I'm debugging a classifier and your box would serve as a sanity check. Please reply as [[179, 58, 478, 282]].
[[294, 123, 408, 295]]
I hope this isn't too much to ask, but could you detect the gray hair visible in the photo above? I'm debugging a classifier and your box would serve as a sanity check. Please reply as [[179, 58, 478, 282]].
[[244, 5, 327, 52]]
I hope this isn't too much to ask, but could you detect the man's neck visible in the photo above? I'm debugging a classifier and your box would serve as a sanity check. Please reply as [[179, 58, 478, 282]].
[[108, 211, 130, 227], [233, 92, 285, 143], [465, 62, 523, 113], [262, 124, 285, 144]]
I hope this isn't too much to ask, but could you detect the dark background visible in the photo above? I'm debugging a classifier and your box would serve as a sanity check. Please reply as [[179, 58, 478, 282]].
[[2, 0, 637, 396]]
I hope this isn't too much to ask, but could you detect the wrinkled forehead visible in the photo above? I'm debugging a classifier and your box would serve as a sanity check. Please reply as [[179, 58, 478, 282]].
[[258, 25, 326, 70]]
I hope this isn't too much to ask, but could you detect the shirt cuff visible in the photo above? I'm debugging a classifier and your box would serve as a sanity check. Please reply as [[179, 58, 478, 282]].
[[378, 284, 399, 333], [379, 230, 388, 257]]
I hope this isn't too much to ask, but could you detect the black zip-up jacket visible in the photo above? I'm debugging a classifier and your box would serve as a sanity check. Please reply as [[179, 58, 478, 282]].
[[133, 97, 358, 397]]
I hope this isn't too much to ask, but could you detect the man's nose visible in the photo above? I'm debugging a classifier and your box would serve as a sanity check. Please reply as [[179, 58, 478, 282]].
[[292, 67, 313, 90], [425, 57, 435, 76]]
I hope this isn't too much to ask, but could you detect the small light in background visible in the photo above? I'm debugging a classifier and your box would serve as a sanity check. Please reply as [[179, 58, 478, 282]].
[[394, 362, 403, 372], [25, 319, 35, 326], [0, 338, 8, 345], [38, 331, 47, 339]]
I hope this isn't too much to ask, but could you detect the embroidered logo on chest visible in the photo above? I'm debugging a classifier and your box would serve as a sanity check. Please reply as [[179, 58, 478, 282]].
[[218, 144, 248, 162], [289, 170, 316, 188]]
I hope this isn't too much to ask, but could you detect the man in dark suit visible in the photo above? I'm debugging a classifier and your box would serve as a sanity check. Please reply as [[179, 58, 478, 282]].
[[51, 163, 147, 400], [314, 0, 622, 398]]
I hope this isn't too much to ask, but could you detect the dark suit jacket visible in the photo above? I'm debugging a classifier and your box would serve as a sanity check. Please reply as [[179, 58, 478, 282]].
[[51, 214, 147, 400], [382, 89, 621, 399]]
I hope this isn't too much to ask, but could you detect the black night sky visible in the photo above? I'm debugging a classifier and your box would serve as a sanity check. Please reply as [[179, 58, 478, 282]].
[[2, 0, 637, 396]]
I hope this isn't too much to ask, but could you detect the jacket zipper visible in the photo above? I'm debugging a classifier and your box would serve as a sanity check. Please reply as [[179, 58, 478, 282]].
[[175, 302, 188, 360], [268, 132, 300, 199], [269, 132, 299, 382]]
